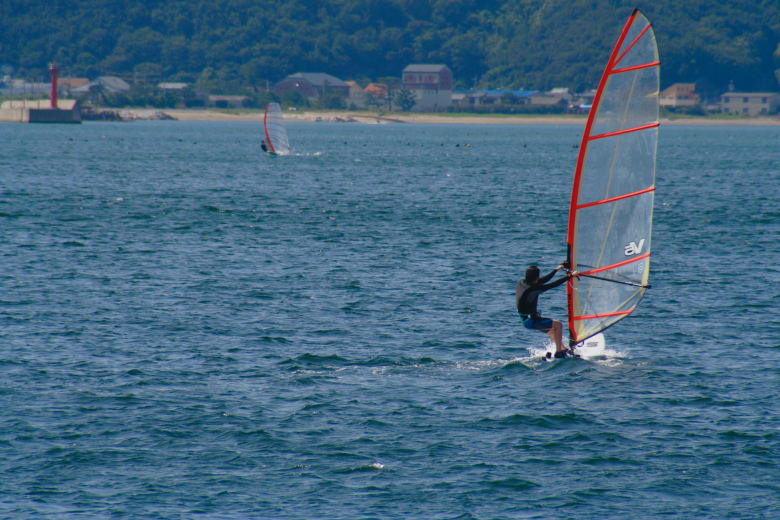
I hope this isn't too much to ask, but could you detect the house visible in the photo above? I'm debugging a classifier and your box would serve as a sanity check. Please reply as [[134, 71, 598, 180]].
[[364, 83, 389, 105], [660, 83, 700, 108], [568, 89, 596, 113], [157, 82, 190, 91], [72, 76, 131, 96], [549, 87, 572, 102], [345, 81, 366, 107], [528, 93, 567, 109], [0, 79, 49, 96], [720, 92, 780, 116], [207, 95, 249, 108], [571, 90, 596, 106], [401, 64, 453, 111], [58, 78, 89, 96], [451, 89, 536, 107], [274, 73, 349, 100]]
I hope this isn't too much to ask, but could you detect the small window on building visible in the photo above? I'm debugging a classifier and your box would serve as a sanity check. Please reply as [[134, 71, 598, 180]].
[[762, 97, 767, 103], [743, 97, 748, 103]]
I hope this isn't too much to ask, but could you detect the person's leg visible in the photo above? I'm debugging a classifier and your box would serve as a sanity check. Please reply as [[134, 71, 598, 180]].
[[546, 320, 564, 351]]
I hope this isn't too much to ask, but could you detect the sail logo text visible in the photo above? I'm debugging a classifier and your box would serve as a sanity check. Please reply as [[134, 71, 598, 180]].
[[624, 239, 645, 256]]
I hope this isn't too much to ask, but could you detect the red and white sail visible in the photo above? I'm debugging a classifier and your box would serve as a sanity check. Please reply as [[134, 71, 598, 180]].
[[567, 9, 659, 345], [263, 103, 290, 155]]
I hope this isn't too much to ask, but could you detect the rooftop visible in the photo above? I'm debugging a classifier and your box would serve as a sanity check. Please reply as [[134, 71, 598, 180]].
[[403, 64, 450, 73], [453, 89, 538, 97], [721, 92, 779, 97], [287, 73, 347, 87]]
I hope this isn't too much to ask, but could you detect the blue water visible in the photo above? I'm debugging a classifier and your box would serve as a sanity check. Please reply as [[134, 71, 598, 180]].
[[0, 120, 778, 519]]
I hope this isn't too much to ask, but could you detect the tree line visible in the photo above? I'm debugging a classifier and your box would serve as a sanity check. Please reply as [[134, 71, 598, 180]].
[[1, 0, 778, 101]]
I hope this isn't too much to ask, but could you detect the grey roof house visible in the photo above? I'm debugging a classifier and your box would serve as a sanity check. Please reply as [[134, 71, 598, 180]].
[[274, 73, 349, 100]]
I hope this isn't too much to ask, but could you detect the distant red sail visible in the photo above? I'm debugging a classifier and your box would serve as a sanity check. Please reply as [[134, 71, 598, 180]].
[[263, 103, 290, 155]]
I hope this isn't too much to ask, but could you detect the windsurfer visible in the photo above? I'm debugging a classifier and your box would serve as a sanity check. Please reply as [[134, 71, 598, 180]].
[[516, 263, 576, 358], [260, 139, 269, 153]]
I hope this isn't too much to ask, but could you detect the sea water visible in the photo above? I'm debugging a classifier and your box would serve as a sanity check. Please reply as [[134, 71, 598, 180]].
[[0, 120, 777, 519]]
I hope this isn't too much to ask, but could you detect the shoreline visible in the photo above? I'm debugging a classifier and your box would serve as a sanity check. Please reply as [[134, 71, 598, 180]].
[[134, 108, 780, 126]]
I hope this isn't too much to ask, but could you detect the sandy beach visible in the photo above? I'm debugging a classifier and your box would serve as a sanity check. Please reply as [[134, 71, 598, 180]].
[[152, 108, 780, 126]]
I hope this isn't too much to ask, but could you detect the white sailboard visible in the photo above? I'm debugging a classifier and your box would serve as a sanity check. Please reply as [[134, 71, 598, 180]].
[[262, 102, 290, 156], [566, 9, 659, 349]]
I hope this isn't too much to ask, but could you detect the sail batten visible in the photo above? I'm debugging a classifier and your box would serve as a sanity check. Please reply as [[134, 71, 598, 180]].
[[589, 122, 659, 141], [580, 252, 650, 276], [573, 310, 633, 320], [611, 61, 661, 75], [613, 24, 653, 66], [566, 9, 659, 346], [576, 186, 655, 210]]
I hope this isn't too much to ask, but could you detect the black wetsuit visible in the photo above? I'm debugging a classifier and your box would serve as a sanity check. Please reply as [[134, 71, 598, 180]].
[[515, 268, 568, 320]]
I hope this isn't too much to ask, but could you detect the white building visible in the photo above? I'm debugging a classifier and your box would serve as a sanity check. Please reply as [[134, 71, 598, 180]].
[[401, 64, 453, 112], [720, 92, 780, 116]]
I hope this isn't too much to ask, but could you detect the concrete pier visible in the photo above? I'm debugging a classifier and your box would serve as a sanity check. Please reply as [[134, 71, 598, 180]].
[[0, 99, 82, 123]]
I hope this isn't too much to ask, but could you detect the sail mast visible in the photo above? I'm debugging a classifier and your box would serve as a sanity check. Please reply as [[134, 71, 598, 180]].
[[263, 103, 276, 154]]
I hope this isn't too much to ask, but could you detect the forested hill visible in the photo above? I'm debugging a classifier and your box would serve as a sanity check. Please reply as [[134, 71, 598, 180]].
[[2, 0, 778, 98]]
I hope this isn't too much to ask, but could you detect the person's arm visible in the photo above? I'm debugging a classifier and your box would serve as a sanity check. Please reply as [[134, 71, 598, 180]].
[[515, 283, 524, 313], [538, 263, 566, 285], [538, 269, 557, 285], [538, 272, 571, 292]]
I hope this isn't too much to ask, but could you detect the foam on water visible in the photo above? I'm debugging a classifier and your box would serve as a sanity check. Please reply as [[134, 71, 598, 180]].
[[523, 333, 627, 366]]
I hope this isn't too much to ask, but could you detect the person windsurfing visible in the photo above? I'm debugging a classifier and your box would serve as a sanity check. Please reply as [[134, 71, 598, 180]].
[[516, 263, 577, 358], [260, 139, 269, 153]]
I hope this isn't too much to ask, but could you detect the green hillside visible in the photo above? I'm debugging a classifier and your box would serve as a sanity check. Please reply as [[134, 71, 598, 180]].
[[1, 0, 778, 98]]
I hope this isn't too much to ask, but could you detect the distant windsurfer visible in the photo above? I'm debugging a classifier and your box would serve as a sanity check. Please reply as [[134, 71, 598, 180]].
[[260, 139, 269, 153], [516, 263, 576, 358]]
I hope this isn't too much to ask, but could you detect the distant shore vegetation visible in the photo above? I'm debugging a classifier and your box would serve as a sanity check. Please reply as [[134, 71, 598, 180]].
[[2, 0, 778, 102]]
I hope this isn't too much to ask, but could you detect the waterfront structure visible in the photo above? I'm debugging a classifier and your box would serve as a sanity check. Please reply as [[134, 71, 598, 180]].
[[401, 64, 452, 112], [58, 77, 89, 96], [157, 82, 189, 91], [364, 83, 389, 107], [451, 89, 536, 108], [274, 73, 349, 101], [72, 76, 131, 96], [0, 63, 81, 123], [528, 92, 568, 109], [207, 95, 249, 108], [720, 92, 780, 116], [0, 99, 81, 123], [660, 83, 700, 108], [345, 81, 366, 108]]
